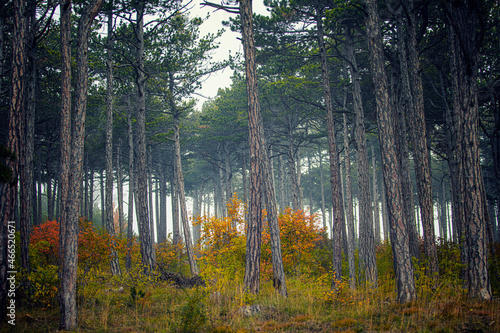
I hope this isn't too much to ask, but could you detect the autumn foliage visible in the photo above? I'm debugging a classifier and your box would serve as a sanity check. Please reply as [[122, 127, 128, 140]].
[[30, 218, 122, 268], [262, 208, 329, 278], [194, 194, 330, 285]]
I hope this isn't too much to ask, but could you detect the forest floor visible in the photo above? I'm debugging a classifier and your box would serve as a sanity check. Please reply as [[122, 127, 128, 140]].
[[2, 273, 500, 333]]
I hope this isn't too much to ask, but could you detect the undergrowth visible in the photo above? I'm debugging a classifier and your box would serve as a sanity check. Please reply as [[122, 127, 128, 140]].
[[3, 199, 499, 332]]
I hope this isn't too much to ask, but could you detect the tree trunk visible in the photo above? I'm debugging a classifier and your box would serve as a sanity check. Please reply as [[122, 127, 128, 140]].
[[105, 5, 121, 276], [47, 177, 53, 221], [296, 148, 303, 209], [148, 149, 155, 244], [240, 0, 287, 296], [241, 151, 248, 220], [99, 171, 104, 227], [0, 0, 26, 319], [363, 0, 416, 303], [391, 65, 420, 262], [89, 171, 93, 222], [445, 0, 491, 300], [134, 5, 155, 274], [117, 144, 124, 236], [19, 0, 37, 274], [342, 113, 356, 290], [60, 0, 103, 329], [401, 0, 438, 276], [173, 114, 198, 276], [319, 149, 327, 230], [58, 0, 72, 327], [158, 164, 167, 244], [372, 144, 381, 244], [316, 6, 344, 287], [345, 28, 377, 286], [224, 141, 233, 212], [279, 154, 286, 212], [287, 117, 300, 211], [126, 108, 134, 271], [172, 166, 180, 245], [155, 176, 159, 240]]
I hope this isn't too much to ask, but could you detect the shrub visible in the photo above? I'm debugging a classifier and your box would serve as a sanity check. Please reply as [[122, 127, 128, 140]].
[[262, 208, 328, 278], [195, 194, 247, 291]]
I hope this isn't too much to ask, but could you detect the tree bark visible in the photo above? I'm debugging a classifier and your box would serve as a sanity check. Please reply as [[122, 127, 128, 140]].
[[117, 144, 124, 236], [363, 0, 416, 303], [148, 149, 155, 243], [345, 28, 377, 287], [372, 143, 381, 244], [318, 149, 327, 230], [391, 65, 420, 262], [126, 108, 134, 272], [445, 0, 491, 300], [19, 0, 36, 273], [60, 0, 103, 329], [342, 114, 356, 290], [315, 5, 344, 287], [158, 164, 167, 244], [0, 0, 26, 319], [134, 5, 155, 274], [105, 5, 121, 276], [240, 0, 287, 296], [402, 0, 438, 276], [174, 114, 198, 276]]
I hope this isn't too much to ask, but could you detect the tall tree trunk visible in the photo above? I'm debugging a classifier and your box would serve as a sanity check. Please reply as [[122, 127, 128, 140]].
[[105, 5, 121, 276], [279, 154, 286, 212], [241, 0, 264, 294], [372, 143, 381, 244], [363, 0, 416, 303], [126, 108, 134, 271], [343, 113, 356, 290], [345, 28, 377, 286], [391, 65, 420, 262], [173, 113, 198, 276], [158, 164, 167, 244], [241, 151, 248, 220], [444, 0, 491, 300], [401, 0, 438, 276], [134, 5, 155, 274], [439, 171, 448, 240], [307, 146, 313, 214], [172, 167, 180, 245], [296, 148, 303, 209], [117, 144, 124, 236], [100, 171, 105, 228], [155, 176, 159, 240], [224, 142, 233, 211], [319, 149, 327, 230], [47, 177, 54, 221], [89, 171, 93, 222], [0, 0, 26, 319], [60, 0, 103, 329], [19, 0, 37, 273], [240, 0, 287, 296], [316, 5, 344, 287], [148, 149, 155, 243], [58, 0, 72, 327], [287, 118, 300, 211]]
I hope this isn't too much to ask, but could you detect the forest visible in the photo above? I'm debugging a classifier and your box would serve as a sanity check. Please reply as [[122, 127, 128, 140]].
[[0, 0, 499, 331]]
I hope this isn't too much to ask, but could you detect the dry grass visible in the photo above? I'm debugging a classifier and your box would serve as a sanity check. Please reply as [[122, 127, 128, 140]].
[[2, 273, 499, 333]]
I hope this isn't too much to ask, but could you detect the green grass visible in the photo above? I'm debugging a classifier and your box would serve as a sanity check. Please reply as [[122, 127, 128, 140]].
[[2, 272, 499, 333]]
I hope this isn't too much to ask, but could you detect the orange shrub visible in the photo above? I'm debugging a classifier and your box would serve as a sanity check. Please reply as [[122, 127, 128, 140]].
[[261, 208, 327, 278], [194, 194, 246, 283], [30, 218, 123, 270]]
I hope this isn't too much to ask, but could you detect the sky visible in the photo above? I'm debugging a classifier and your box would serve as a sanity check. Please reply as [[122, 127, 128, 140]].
[[185, 0, 270, 109]]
